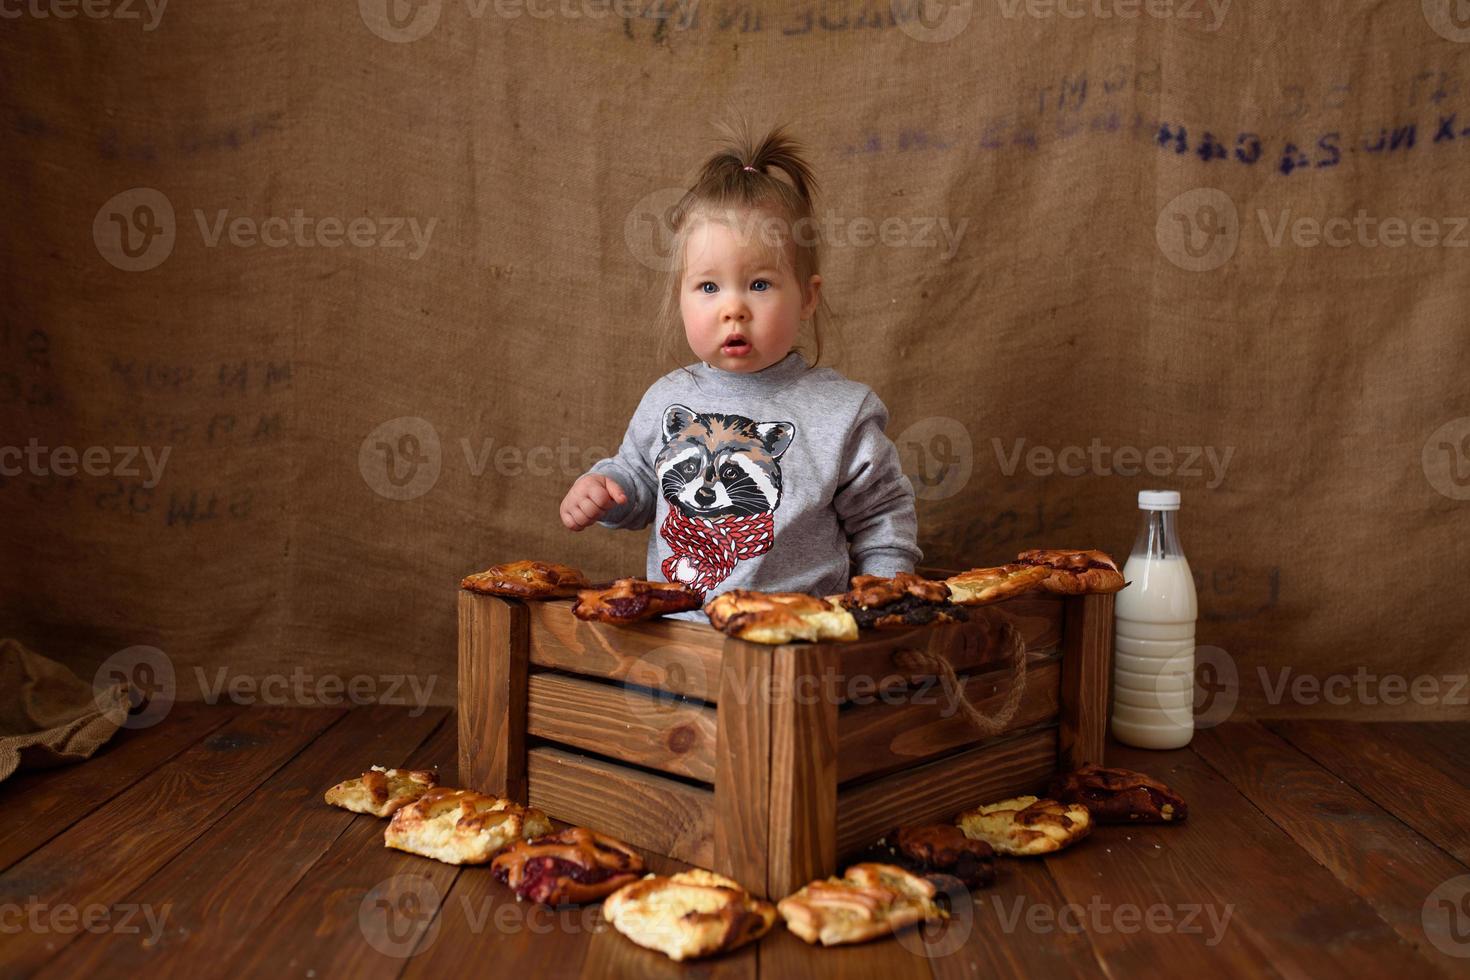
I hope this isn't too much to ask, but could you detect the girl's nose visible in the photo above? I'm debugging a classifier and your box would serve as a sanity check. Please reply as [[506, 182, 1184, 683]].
[[721, 301, 750, 322]]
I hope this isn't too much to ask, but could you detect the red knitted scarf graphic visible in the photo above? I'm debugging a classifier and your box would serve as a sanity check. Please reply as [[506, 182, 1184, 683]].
[[659, 508, 775, 595]]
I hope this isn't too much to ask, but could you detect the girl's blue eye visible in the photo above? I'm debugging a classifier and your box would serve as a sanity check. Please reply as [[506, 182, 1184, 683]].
[[751, 279, 770, 291], [699, 282, 718, 294]]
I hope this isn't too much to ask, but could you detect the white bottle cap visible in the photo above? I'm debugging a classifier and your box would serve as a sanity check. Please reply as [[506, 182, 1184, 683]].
[[1138, 489, 1180, 510]]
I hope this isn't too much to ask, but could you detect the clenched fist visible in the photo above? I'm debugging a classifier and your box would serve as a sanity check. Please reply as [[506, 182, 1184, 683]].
[[561, 473, 628, 531]]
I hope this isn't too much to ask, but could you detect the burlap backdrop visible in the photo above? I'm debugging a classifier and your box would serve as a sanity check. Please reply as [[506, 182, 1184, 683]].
[[1, 0, 1466, 720]]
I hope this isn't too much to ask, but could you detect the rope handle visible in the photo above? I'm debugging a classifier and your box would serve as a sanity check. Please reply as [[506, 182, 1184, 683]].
[[890, 622, 1029, 737]]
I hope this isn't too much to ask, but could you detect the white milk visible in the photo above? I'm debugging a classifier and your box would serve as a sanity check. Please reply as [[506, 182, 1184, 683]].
[[1111, 491, 1198, 749]]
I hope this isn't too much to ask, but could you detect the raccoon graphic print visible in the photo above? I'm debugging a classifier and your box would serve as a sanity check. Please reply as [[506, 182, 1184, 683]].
[[656, 405, 795, 593], [584, 352, 923, 622]]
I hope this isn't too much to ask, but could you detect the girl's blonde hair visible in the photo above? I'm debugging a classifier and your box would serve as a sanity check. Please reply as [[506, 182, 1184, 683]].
[[655, 121, 832, 372]]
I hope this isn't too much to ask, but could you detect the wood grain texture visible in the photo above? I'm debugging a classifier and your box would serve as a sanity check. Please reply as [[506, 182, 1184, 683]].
[[713, 637, 773, 896], [528, 671, 718, 783], [403, 814, 614, 980], [525, 598, 725, 702], [759, 915, 934, 979], [767, 643, 840, 900], [930, 859, 1107, 980], [1369, 722, 1470, 777], [1193, 721, 1469, 977], [457, 591, 529, 800], [0, 700, 238, 870], [1270, 720, 1470, 868], [1059, 592, 1113, 770], [1081, 739, 1440, 977], [577, 842, 761, 980], [222, 718, 461, 978], [760, 592, 953, 980], [835, 727, 1058, 857], [36, 706, 449, 979], [1041, 744, 1281, 978], [8, 706, 1466, 976], [837, 654, 1061, 784], [0, 706, 344, 976], [825, 598, 1063, 703], [581, 842, 762, 980], [527, 745, 714, 868]]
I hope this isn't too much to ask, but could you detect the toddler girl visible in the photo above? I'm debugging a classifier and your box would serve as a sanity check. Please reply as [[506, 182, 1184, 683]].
[[560, 124, 921, 621]]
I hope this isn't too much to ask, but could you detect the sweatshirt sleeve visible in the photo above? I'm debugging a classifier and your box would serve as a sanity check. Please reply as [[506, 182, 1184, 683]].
[[584, 386, 660, 531], [833, 390, 924, 576]]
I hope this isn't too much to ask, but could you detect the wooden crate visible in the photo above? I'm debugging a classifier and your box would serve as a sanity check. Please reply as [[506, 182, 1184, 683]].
[[457, 580, 1112, 900]]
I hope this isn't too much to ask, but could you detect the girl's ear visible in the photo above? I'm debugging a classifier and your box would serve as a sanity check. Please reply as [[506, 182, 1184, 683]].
[[800, 274, 822, 320]]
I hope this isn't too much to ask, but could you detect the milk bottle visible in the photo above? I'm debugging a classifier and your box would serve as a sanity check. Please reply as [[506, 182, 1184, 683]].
[[1111, 490, 1198, 750]]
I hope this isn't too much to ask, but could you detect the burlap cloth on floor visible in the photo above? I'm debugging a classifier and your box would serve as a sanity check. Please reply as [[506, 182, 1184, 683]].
[[0, 638, 132, 783]]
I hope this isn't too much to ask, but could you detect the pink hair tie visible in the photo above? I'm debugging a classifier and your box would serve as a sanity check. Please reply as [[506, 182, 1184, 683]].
[[742, 165, 758, 172]]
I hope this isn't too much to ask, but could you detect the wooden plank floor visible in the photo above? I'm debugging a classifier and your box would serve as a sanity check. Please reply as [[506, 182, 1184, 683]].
[[2, 707, 1467, 979]]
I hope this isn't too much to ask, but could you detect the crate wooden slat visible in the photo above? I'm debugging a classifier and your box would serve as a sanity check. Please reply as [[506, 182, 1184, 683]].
[[713, 638, 773, 894], [460, 585, 1112, 899], [768, 644, 840, 898], [527, 672, 718, 783], [520, 594, 1064, 704], [525, 601, 723, 701], [821, 596, 1063, 701], [457, 590, 529, 802], [835, 726, 1060, 856], [836, 653, 1062, 783], [526, 745, 714, 868], [1060, 593, 1114, 769]]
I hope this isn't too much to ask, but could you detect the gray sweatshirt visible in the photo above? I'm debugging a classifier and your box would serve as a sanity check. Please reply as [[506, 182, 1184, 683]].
[[587, 351, 922, 622]]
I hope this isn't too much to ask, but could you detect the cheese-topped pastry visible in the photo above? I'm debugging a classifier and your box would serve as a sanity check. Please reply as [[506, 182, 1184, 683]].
[[460, 560, 590, 598], [603, 869, 776, 961], [704, 589, 857, 644], [384, 788, 552, 865], [944, 564, 1049, 605], [957, 795, 1092, 856], [1014, 549, 1125, 595], [324, 766, 438, 818], [777, 863, 947, 946]]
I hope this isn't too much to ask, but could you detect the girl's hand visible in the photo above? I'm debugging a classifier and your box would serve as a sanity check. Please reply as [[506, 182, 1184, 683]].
[[560, 474, 628, 531]]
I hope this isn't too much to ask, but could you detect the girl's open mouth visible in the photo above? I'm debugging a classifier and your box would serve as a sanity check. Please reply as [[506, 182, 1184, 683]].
[[721, 333, 752, 356]]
